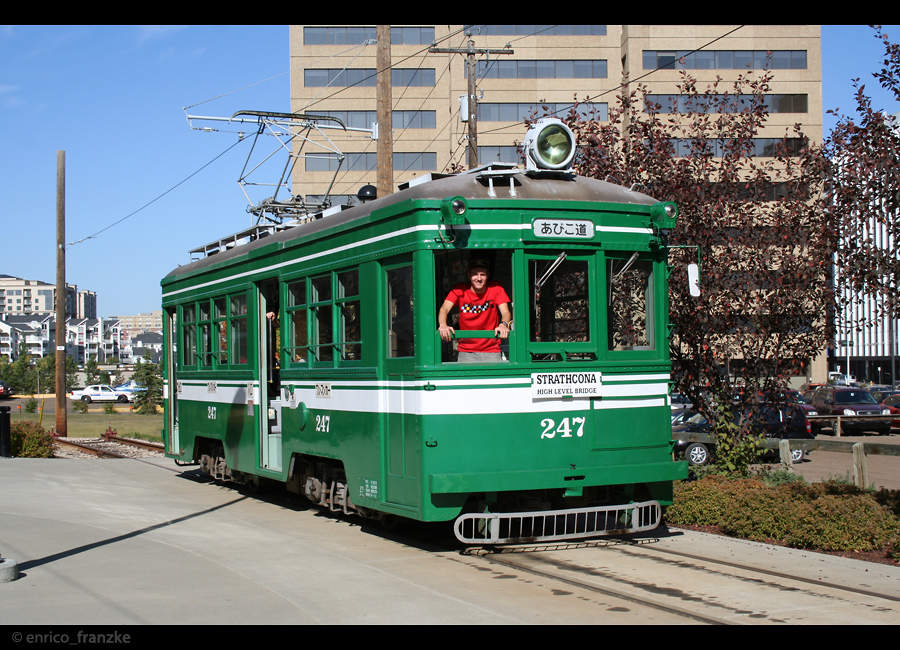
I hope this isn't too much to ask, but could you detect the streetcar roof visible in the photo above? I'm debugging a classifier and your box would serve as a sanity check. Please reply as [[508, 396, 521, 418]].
[[165, 169, 659, 278]]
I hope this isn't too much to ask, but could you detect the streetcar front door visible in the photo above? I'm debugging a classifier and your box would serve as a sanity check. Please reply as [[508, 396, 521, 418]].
[[257, 281, 282, 472]]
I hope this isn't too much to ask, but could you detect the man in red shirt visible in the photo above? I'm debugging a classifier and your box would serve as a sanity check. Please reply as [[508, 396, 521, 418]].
[[438, 260, 512, 362]]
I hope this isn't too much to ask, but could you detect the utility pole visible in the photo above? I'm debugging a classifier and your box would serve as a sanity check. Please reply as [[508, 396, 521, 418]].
[[376, 25, 393, 198], [56, 151, 67, 437], [430, 38, 513, 169]]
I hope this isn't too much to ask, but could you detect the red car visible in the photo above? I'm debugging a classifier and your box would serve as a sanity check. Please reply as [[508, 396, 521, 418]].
[[880, 393, 900, 429]]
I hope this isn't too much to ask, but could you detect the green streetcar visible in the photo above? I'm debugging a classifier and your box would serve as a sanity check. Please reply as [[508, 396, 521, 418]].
[[161, 118, 688, 544]]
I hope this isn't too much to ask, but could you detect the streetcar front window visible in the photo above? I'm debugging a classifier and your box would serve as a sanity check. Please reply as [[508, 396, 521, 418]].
[[530, 256, 589, 344], [608, 256, 655, 351]]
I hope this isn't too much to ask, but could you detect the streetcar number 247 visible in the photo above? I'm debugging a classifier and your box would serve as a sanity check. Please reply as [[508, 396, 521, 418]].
[[540, 417, 586, 439]]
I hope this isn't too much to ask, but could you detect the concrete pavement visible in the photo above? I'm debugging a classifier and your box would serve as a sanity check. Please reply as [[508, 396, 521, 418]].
[[2, 456, 898, 626]]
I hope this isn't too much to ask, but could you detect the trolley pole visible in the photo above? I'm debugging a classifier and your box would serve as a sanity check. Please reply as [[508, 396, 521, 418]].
[[376, 25, 393, 198], [56, 151, 67, 437], [429, 38, 513, 170]]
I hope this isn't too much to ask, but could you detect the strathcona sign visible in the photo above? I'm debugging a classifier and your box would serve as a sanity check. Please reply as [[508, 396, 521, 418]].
[[531, 372, 602, 399]]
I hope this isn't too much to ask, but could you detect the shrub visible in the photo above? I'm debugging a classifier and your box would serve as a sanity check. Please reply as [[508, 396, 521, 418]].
[[10, 421, 54, 458], [667, 476, 900, 555], [72, 400, 88, 414], [103, 402, 117, 415]]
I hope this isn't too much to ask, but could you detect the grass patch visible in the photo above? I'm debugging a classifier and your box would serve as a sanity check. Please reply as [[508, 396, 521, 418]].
[[12, 410, 163, 442]]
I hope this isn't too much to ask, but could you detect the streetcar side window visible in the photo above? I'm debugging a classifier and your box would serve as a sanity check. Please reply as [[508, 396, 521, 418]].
[[177, 293, 250, 370], [311, 275, 334, 363], [214, 298, 228, 365], [198, 300, 213, 368], [387, 265, 414, 358], [337, 270, 361, 361], [286, 279, 308, 365], [230, 294, 249, 364], [285, 269, 363, 368], [607, 257, 655, 351], [181, 304, 197, 367]]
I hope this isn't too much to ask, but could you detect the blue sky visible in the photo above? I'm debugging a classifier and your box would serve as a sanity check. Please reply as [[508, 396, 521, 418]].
[[1, 25, 898, 319]]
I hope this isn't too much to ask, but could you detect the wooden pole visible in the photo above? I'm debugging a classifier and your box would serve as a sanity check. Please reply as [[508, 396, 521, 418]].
[[376, 25, 393, 198], [56, 151, 67, 437]]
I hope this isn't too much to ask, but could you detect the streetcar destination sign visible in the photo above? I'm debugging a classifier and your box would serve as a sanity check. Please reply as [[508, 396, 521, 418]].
[[531, 372, 602, 398], [532, 218, 594, 239]]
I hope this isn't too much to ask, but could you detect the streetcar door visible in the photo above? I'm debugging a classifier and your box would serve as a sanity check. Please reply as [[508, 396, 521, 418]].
[[164, 307, 179, 455], [257, 281, 283, 472], [383, 261, 420, 509]]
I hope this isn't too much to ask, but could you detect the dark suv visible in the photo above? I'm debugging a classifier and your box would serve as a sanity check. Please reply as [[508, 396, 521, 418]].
[[810, 387, 890, 435], [0, 380, 11, 398], [673, 404, 813, 466]]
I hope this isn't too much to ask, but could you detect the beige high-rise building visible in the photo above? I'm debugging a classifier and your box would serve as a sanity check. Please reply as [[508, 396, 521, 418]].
[[288, 25, 821, 204]]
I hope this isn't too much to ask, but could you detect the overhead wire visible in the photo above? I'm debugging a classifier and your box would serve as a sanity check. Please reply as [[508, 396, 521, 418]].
[[476, 24, 748, 139], [67, 138, 245, 249], [71, 24, 749, 247]]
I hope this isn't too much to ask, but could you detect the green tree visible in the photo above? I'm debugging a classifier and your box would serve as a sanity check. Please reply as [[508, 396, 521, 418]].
[[35, 354, 78, 393], [131, 353, 163, 414], [85, 356, 101, 385]]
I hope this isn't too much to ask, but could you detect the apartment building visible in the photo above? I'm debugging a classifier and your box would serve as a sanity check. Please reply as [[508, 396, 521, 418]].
[[112, 310, 163, 339], [0, 275, 96, 319]]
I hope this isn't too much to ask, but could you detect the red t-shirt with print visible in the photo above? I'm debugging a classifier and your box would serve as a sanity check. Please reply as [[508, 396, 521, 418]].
[[444, 282, 511, 353]]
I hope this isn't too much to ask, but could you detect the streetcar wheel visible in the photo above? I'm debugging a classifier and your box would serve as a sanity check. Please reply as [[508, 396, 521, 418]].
[[685, 443, 710, 466]]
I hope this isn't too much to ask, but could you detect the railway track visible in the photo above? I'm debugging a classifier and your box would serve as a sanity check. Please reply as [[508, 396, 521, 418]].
[[458, 533, 900, 624], [52, 431, 165, 459]]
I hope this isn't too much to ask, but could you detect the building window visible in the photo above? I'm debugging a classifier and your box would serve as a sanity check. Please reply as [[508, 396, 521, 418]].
[[646, 94, 808, 114], [475, 60, 607, 79], [479, 102, 607, 122], [643, 50, 807, 70], [314, 110, 435, 130], [306, 152, 436, 172], [305, 68, 435, 87], [478, 146, 522, 165], [668, 137, 805, 157], [304, 26, 434, 46], [465, 25, 606, 36]]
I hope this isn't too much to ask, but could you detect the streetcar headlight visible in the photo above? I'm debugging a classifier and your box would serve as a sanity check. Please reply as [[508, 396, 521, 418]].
[[441, 196, 468, 225], [524, 118, 576, 171]]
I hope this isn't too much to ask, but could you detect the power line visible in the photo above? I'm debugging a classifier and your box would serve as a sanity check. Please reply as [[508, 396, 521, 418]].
[[67, 138, 245, 249], [477, 25, 747, 138]]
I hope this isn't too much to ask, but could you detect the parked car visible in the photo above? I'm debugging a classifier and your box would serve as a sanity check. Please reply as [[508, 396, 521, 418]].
[[879, 393, 900, 428], [70, 384, 132, 403], [114, 380, 146, 398], [810, 386, 891, 435], [869, 388, 900, 404], [0, 380, 12, 399], [779, 389, 818, 417], [671, 409, 699, 426], [670, 393, 692, 411], [673, 404, 812, 466]]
